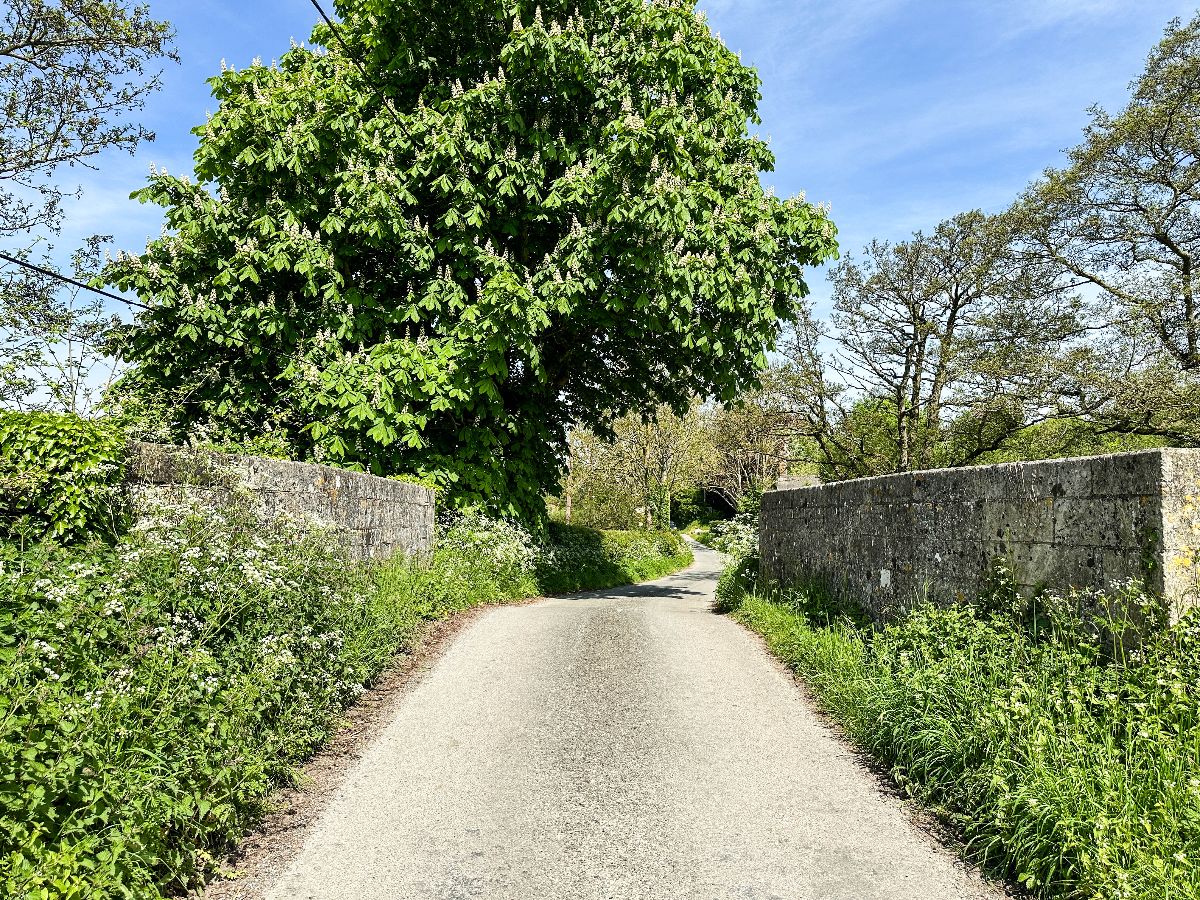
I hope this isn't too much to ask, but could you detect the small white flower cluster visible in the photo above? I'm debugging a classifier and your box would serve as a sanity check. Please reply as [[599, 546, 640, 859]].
[[438, 512, 538, 577], [259, 632, 297, 668], [707, 514, 759, 560], [151, 610, 202, 652], [30, 639, 60, 680], [189, 669, 222, 696]]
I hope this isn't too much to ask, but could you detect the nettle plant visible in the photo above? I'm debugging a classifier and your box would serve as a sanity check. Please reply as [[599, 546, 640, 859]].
[[0, 411, 127, 543], [105, 0, 837, 519]]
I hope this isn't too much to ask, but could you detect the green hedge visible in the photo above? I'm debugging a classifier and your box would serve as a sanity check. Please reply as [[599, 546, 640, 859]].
[[0, 412, 126, 544], [1, 506, 692, 899]]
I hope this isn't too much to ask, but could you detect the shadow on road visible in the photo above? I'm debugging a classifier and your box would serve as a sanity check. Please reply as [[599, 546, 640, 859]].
[[551, 562, 720, 603]]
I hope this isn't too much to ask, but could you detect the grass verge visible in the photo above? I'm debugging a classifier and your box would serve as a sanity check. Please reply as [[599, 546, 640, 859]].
[[1, 503, 691, 899], [721, 567, 1200, 900]]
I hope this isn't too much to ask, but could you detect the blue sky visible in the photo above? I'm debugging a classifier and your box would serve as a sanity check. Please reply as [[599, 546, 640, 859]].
[[58, 0, 1200, 316]]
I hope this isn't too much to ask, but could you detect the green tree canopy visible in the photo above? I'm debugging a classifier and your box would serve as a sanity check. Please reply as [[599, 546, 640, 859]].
[[1008, 12, 1200, 443], [106, 0, 837, 517], [1, 0, 175, 409], [563, 403, 713, 530]]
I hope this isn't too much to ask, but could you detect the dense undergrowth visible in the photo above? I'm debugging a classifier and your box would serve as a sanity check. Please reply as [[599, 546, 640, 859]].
[[1, 501, 690, 899], [0, 412, 127, 544], [721, 562, 1200, 900]]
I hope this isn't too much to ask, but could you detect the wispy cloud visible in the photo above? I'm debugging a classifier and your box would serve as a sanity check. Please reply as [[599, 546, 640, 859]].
[[57, 150, 192, 254], [995, 0, 1130, 36]]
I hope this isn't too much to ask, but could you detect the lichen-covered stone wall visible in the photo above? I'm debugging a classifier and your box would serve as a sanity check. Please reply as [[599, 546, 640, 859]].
[[760, 449, 1200, 621], [125, 442, 435, 561]]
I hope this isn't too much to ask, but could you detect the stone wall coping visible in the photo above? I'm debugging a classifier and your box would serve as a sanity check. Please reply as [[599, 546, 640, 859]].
[[125, 441, 435, 505], [124, 441, 436, 561], [763, 448, 1200, 497]]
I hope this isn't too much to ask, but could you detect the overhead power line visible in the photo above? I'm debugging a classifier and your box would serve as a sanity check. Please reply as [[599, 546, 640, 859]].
[[0, 250, 155, 314], [307, 0, 416, 143], [2, 3, 426, 378], [0, 250, 311, 371]]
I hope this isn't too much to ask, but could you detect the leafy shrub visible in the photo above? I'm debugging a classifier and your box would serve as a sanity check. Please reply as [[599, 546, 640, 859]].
[[1, 501, 374, 897], [714, 552, 759, 613], [0, 412, 126, 544], [727, 576, 1200, 900], [1, 501, 691, 898], [191, 431, 296, 460], [736, 484, 764, 516]]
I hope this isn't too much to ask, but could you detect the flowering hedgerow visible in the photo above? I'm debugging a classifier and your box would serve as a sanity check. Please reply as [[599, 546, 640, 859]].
[[535, 522, 692, 594], [0, 500, 692, 899], [1, 499, 378, 898], [702, 513, 758, 559]]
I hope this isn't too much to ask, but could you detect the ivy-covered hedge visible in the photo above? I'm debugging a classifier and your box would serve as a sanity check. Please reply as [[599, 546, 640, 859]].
[[0, 412, 126, 544]]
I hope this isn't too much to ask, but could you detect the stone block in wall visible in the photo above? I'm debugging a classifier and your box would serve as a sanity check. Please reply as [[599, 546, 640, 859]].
[[1052, 498, 1156, 550], [983, 498, 1055, 545], [1088, 451, 1162, 498], [1161, 450, 1200, 613]]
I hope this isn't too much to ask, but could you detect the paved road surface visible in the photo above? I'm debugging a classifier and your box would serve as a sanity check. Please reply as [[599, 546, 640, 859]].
[[265, 543, 1001, 900]]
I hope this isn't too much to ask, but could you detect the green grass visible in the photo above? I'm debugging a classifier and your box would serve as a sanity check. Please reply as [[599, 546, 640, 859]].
[[535, 522, 692, 593], [723, 569, 1200, 900], [0, 504, 691, 899]]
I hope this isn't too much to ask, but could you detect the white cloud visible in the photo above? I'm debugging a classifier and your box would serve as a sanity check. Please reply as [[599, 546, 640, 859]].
[[995, 0, 1127, 35], [701, 0, 910, 83]]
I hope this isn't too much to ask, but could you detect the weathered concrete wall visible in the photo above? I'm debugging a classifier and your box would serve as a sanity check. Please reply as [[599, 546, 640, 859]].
[[760, 449, 1200, 620], [125, 442, 435, 561]]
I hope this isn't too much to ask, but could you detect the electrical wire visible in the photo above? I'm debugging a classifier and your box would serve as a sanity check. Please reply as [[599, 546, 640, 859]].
[[0, 250, 311, 371], [2, 2, 431, 376], [306, 0, 417, 143]]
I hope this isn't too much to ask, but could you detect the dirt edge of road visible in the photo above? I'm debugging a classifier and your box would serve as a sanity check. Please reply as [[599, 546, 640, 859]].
[[196, 601, 517, 899]]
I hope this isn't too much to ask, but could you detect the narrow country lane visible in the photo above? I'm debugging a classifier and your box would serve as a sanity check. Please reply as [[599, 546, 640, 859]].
[[263, 543, 1002, 900]]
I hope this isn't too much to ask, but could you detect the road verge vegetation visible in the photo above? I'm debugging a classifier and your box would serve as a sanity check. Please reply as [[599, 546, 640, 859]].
[[719, 558, 1200, 900], [1, 496, 691, 899]]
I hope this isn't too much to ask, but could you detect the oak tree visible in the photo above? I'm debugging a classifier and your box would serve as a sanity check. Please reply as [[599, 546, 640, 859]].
[[778, 212, 1086, 479]]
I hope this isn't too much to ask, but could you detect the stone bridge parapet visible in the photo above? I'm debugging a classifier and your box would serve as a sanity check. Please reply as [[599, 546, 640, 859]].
[[125, 442, 435, 561], [760, 449, 1200, 621]]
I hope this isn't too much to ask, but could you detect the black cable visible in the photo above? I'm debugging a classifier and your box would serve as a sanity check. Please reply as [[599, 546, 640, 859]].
[[3, 3, 434, 379], [307, 0, 416, 143], [0, 250, 155, 313], [0, 250, 311, 370]]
